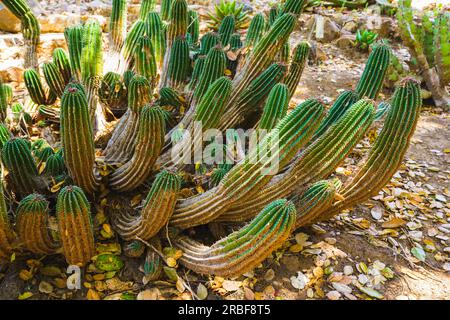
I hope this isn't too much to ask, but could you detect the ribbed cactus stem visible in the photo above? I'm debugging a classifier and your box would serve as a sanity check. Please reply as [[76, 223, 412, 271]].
[[109, 0, 128, 52], [435, 12, 450, 86], [16, 194, 58, 254], [160, 0, 172, 21], [313, 90, 359, 139], [188, 10, 200, 45], [257, 83, 289, 130], [43, 152, 66, 177], [294, 179, 340, 227], [135, 36, 157, 80], [52, 48, 72, 84], [64, 25, 84, 81], [120, 20, 146, 72], [24, 68, 52, 105], [113, 170, 181, 240], [246, 13, 266, 47], [284, 41, 310, 98], [139, 0, 155, 20], [176, 199, 296, 277], [218, 15, 235, 46], [268, 5, 280, 26], [56, 185, 95, 266], [170, 99, 324, 229], [159, 87, 185, 108], [99, 71, 127, 110], [166, 0, 188, 46], [143, 238, 163, 280], [104, 75, 151, 163], [282, 0, 306, 15], [42, 62, 65, 98], [165, 37, 190, 89], [199, 32, 220, 56], [60, 86, 98, 194], [317, 78, 422, 222], [145, 12, 166, 69], [81, 20, 103, 84], [0, 124, 12, 149], [355, 43, 391, 99], [2, 137, 42, 196], [188, 57, 205, 91], [109, 106, 166, 191], [220, 98, 376, 222], [192, 47, 226, 104], [0, 82, 9, 121], [0, 180, 14, 263]]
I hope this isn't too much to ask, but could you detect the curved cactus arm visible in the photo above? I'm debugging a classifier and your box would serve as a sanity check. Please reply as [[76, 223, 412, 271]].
[[118, 19, 146, 73], [218, 13, 296, 130], [220, 98, 376, 222], [113, 170, 181, 240], [191, 47, 227, 105], [64, 25, 84, 81], [176, 199, 295, 277], [220, 62, 287, 129], [294, 179, 340, 228], [245, 13, 266, 47], [313, 90, 359, 139], [316, 78, 422, 222], [109, 106, 166, 191], [16, 194, 59, 254], [283, 41, 310, 98], [104, 75, 152, 163], [60, 85, 99, 194], [1, 0, 40, 69], [218, 15, 235, 46], [355, 42, 391, 100], [0, 180, 14, 263], [256, 83, 289, 130], [38, 105, 60, 124], [187, 10, 200, 45], [109, 0, 128, 53], [145, 12, 166, 69], [170, 99, 324, 229], [42, 62, 65, 98], [2, 137, 44, 196], [24, 68, 52, 105], [56, 185, 95, 266], [52, 48, 72, 85]]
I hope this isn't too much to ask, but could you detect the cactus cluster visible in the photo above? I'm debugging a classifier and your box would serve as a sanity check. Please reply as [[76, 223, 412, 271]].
[[0, 0, 422, 281]]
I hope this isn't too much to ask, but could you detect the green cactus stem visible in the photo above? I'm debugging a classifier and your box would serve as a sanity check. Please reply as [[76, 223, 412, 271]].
[[170, 99, 324, 229], [135, 36, 157, 81], [284, 41, 310, 98], [139, 0, 155, 20], [160, 0, 173, 21], [0, 124, 12, 150], [355, 43, 391, 100], [165, 37, 190, 89], [52, 48, 72, 84], [188, 10, 200, 45], [145, 12, 166, 70], [2, 137, 43, 196], [220, 98, 375, 222], [245, 13, 266, 47], [313, 90, 359, 139], [159, 87, 185, 109], [109, 106, 166, 191], [99, 72, 127, 110], [104, 75, 152, 163], [42, 62, 65, 98], [120, 20, 146, 72], [176, 199, 295, 277], [199, 32, 220, 56], [38, 105, 60, 124], [218, 15, 235, 46], [268, 5, 281, 26], [281, 0, 306, 15], [56, 185, 95, 266], [316, 78, 422, 223], [187, 57, 205, 91], [113, 170, 181, 240], [43, 152, 66, 177], [16, 194, 58, 254], [0, 82, 9, 121], [109, 0, 128, 52], [64, 25, 84, 81], [60, 85, 98, 194], [435, 12, 450, 86], [192, 46, 227, 105], [166, 0, 188, 46], [0, 180, 14, 263], [256, 83, 289, 130], [24, 68, 54, 106], [143, 238, 163, 281]]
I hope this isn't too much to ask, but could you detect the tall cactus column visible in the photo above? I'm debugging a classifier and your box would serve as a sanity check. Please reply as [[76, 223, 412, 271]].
[[0, 181, 14, 263], [176, 199, 296, 277], [60, 86, 99, 194]]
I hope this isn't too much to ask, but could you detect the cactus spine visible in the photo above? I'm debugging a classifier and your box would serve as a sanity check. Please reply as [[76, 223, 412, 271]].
[[257, 83, 289, 130], [109, 106, 166, 191], [60, 86, 98, 194], [56, 185, 95, 266], [113, 170, 181, 240], [16, 194, 58, 254], [355, 43, 391, 99], [176, 199, 296, 277], [284, 42, 310, 98]]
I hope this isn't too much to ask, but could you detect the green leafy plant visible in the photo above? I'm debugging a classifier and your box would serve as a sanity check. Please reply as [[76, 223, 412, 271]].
[[356, 29, 378, 51]]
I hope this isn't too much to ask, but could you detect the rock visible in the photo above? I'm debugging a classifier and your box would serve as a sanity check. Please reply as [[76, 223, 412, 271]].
[[326, 290, 341, 300], [343, 265, 354, 275], [342, 21, 358, 34], [0, 7, 21, 33], [281, 255, 301, 272], [0, 62, 24, 83], [314, 16, 341, 43], [366, 16, 395, 38], [334, 35, 356, 50], [38, 14, 108, 33]]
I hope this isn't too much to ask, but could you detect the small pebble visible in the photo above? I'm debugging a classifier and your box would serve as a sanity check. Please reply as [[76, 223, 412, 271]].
[[343, 265, 354, 275], [326, 290, 341, 300]]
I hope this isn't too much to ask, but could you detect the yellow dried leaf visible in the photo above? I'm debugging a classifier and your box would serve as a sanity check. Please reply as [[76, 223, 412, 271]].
[[382, 217, 406, 228], [87, 289, 101, 300], [19, 269, 33, 281], [18, 292, 33, 300]]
